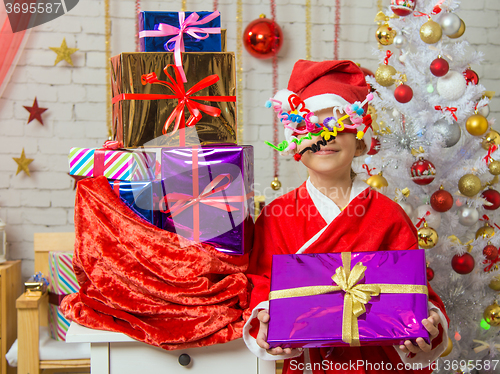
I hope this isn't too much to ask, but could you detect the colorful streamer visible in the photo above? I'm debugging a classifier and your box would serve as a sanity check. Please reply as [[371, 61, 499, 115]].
[[135, 0, 141, 52], [334, 0, 340, 60]]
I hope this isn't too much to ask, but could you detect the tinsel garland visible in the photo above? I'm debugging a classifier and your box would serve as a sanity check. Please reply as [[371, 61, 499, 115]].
[[305, 0, 311, 60]]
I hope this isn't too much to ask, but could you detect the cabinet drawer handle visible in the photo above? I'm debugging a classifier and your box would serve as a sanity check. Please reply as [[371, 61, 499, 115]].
[[178, 353, 191, 366]]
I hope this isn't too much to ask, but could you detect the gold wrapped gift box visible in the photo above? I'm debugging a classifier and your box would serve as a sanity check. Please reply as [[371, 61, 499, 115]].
[[111, 52, 237, 148]]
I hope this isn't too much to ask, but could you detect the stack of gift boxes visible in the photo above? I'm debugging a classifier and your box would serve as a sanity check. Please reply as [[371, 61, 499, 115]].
[[60, 10, 254, 342]]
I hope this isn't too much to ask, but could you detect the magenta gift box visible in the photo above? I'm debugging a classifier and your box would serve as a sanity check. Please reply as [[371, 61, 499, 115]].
[[268, 249, 430, 348]]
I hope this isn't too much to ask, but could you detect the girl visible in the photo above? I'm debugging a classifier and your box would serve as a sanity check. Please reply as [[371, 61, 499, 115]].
[[243, 60, 449, 374]]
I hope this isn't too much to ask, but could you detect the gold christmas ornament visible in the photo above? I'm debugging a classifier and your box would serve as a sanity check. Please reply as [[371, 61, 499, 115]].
[[458, 174, 482, 197], [489, 276, 500, 291], [484, 302, 500, 326], [271, 177, 282, 191], [375, 65, 397, 87], [365, 172, 388, 190], [376, 24, 396, 45], [420, 19, 443, 44], [482, 130, 500, 150], [441, 337, 453, 357], [466, 114, 489, 137], [476, 223, 495, 239], [49, 38, 79, 66], [489, 160, 500, 176], [448, 19, 466, 39], [418, 222, 439, 249]]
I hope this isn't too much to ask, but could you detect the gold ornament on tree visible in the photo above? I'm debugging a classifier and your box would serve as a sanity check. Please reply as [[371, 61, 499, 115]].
[[489, 160, 500, 176], [458, 174, 481, 197], [271, 177, 282, 191], [466, 113, 489, 137], [489, 276, 500, 291], [420, 19, 442, 44], [476, 223, 495, 239], [365, 171, 388, 190], [418, 222, 439, 249], [376, 24, 396, 46], [376, 50, 397, 87], [441, 337, 453, 357], [484, 302, 500, 326], [481, 130, 500, 150]]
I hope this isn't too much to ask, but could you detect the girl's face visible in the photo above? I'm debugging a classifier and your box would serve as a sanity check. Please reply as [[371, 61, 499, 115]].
[[296, 108, 366, 176]]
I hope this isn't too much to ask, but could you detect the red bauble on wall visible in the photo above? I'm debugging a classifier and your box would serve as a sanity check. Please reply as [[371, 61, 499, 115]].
[[243, 15, 283, 59], [464, 68, 479, 85], [430, 187, 454, 212], [452, 253, 475, 274], [411, 158, 436, 185], [482, 189, 500, 210], [430, 57, 449, 77], [394, 84, 413, 103], [367, 137, 381, 155]]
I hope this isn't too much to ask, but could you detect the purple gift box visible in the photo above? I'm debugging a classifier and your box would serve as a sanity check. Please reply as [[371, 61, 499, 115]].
[[268, 249, 430, 348], [160, 145, 254, 255]]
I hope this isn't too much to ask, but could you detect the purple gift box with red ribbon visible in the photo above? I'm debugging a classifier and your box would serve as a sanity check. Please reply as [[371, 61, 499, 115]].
[[268, 249, 430, 348], [160, 145, 254, 255]]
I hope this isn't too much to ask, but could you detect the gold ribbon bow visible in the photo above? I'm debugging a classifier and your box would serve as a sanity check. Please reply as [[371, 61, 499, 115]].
[[473, 339, 500, 353], [269, 252, 428, 346], [374, 11, 399, 24], [411, 147, 426, 157]]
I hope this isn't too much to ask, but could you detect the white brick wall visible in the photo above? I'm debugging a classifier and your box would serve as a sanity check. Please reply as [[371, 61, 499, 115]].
[[0, 0, 498, 278]]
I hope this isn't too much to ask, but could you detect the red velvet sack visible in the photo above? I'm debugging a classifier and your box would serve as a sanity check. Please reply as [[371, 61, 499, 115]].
[[61, 176, 251, 350]]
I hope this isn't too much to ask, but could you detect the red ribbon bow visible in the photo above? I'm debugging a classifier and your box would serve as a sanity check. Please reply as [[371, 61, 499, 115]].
[[416, 211, 431, 229], [362, 164, 375, 176], [435, 106, 458, 121], [484, 256, 500, 272], [384, 50, 393, 65], [113, 65, 236, 147], [480, 215, 500, 230], [484, 144, 498, 165], [102, 140, 124, 150]]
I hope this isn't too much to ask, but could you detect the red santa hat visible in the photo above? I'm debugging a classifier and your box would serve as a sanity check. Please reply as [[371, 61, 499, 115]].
[[273, 60, 373, 155]]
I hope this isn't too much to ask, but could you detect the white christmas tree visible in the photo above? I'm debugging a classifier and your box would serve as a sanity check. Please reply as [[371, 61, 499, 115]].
[[361, 0, 500, 372]]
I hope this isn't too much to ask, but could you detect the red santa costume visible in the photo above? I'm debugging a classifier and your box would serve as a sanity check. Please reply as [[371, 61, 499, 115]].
[[242, 60, 449, 374]]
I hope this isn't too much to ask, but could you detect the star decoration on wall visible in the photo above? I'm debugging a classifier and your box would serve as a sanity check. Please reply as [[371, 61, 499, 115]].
[[50, 38, 79, 66], [13, 149, 34, 176], [23, 97, 48, 125]]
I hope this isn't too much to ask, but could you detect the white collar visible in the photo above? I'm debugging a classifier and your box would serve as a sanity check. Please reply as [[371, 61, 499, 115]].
[[306, 176, 369, 224]]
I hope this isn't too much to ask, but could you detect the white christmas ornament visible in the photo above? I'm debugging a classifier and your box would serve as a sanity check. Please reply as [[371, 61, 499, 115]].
[[457, 205, 479, 226], [393, 34, 408, 49], [437, 71, 467, 101], [478, 105, 490, 118], [415, 205, 441, 229], [440, 13, 462, 36], [399, 201, 414, 218]]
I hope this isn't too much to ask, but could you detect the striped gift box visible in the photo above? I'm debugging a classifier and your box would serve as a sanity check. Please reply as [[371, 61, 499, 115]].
[[68, 147, 156, 181], [48, 252, 79, 341]]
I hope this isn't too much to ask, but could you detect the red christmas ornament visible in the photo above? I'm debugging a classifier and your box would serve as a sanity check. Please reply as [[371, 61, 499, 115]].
[[390, 0, 416, 16], [482, 189, 500, 210], [394, 84, 413, 103], [367, 137, 381, 155], [430, 57, 449, 77], [430, 187, 453, 212], [243, 16, 283, 59], [452, 253, 475, 274], [427, 267, 435, 281], [410, 158, 436, 185], [483, 245, 498, 261], [464, 68, 479, 85], [23, 97, 48, 125]]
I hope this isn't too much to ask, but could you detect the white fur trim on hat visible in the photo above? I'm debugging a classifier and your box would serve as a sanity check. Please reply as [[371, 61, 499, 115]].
[[303, 93, 350, 114], [272, 89, 296, 112]]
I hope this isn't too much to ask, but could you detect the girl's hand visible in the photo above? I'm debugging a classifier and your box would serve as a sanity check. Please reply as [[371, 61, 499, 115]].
[[399, 310, 441, 354], [256, 310, 293, 355]]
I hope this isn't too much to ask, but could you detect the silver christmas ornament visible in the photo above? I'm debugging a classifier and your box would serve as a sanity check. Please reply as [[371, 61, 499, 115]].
[[393, 34, 408, 49], [478, 104, 490, 118], [440, 13, 462, 36], [458, 205, 479, 226], [433, 119, 461, 148], [399, 201, 414, 218]]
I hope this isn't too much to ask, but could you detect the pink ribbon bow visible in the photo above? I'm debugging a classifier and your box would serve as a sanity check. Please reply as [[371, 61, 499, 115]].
[[139, 11, 221, 83]]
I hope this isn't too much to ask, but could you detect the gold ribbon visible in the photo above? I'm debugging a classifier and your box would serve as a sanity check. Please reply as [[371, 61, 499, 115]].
[[269, 252, 428, 346], [473, 339, 500, 353], [411, 146, 426, 157], [448, 235, 474, 252], [374, 10, 399, 25]]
